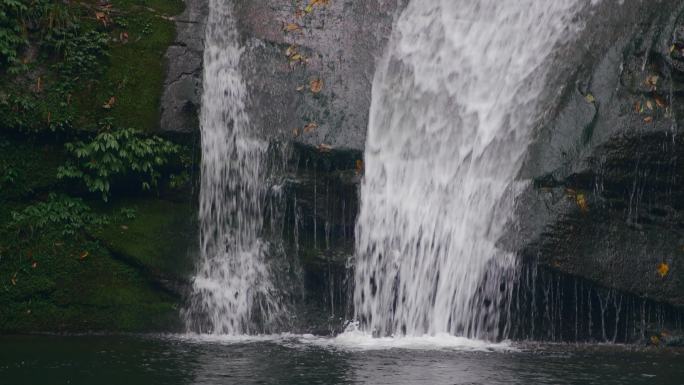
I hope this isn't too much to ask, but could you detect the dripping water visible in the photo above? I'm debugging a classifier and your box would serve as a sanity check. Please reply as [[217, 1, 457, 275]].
[[183, 0, 283, 335]]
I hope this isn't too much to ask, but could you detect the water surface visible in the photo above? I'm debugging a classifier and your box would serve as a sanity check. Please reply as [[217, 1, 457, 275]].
[[1, 334, 683, 385]]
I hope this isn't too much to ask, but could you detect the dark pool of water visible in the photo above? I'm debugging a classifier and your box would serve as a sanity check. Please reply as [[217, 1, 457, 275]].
[[1, 334, 683, 385]]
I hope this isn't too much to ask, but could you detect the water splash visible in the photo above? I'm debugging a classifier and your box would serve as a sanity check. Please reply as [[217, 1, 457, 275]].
[[353, 0, 591, 339], [184, 0, 282, 334]]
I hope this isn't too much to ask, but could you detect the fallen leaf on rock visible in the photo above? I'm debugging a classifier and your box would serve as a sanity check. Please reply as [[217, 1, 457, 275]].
[[643, 116, 653, 123], [304, 0, 329, 13], [657, 262, 669, 278], [283, 22, 302, 33], [310, 78, 323, 93], [645, 75, 659, 90], [576, 193, 588, 213], [654, 95, 668, 109], [646, 100, 654, 110], [292, 127, 300, 137], [304, 122, 318, 133], [584, 93, 595, 103], [289, 52, 307, 66], [103, 96, 116, 109], [318, 143, 333, 152], [95, 11, 108, 27], [355, 159, 363, 175], [285, 45, 298, 58], [296, 85, 305, 91], [670, 45, 676, 54], [651, 335, 660, 346]]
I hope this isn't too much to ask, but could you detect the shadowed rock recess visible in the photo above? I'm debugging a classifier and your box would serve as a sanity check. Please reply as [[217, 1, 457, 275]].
[[163, 0, 683, 341]]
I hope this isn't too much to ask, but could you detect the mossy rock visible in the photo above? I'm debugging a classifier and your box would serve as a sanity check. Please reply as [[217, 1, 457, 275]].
[[93, 198, 197, 285], [0, 137, 65, 202], [73, 0, 185, 132], [0, 231, 181, 333]]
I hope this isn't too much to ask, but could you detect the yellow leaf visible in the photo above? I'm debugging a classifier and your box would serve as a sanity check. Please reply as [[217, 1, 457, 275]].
[[650, 335, 660, 346], [304, 4, 313, 13], [309, 78, 323, 93], [670, 45, 676, 54], [585, 94, 595, 103], [285, 45, 298, 57], [303, 122, 318, 133], [645, 75, 659, 89], [103, 96, 116, 109], [10, 272, 17, 286], [576, 193, 588, 213], [284, 23, 302, 32], [355, 159, 363, 175], [657, 262, 669, 278], [290, 53, 304, 62]]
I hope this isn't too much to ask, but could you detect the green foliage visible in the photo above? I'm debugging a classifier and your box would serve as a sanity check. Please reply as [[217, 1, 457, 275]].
[[0, 92, 74, 133], [0, 159, 17, 187], [0, 0, 26, 68], [57, 122, 181, 201], [8, 193, 107, 237], [46, 28, 109, 80]]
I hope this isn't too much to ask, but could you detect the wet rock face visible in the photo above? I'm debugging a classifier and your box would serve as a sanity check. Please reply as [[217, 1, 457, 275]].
[[236, 0, 403, 151], [160, 0, 404, 147], [516, 0, 684, 306], [160, 0, 684, 318], [160, 0, 208, 133]]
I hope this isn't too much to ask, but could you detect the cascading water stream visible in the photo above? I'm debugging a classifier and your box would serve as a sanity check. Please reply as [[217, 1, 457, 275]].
[[184, 0, 282, 335], [353, 0, 592, 339]]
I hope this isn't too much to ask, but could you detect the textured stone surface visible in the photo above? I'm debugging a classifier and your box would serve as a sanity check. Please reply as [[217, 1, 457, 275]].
[[160, 0, 208, 133], [238, 0, 403, 150], [159, 0, 684, 311], [514, 0, 684, 306]]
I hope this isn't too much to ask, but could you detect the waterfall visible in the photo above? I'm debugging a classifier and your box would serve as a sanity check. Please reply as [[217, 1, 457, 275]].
[[184, 0, 282, 334], [353, 0, 590, 339]]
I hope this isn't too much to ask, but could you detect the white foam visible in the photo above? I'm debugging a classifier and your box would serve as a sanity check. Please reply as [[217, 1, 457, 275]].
[[166, 329, 515, 353]]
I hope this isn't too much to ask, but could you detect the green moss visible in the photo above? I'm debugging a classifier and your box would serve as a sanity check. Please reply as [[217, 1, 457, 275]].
[[74, 0, 184, 131], [0, 137, 65, 201], [0, 228, 180, 332], [93, 198, 197, 281], [0, 0, 189, 333]]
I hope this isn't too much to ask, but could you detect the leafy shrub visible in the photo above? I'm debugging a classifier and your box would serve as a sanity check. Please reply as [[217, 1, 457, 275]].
[[0, 92, 74, 133], [0, 0, 26, 68], [9, 193, 108, 237], [47, 28, 109, 78], [57, 123, 181, 201]]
